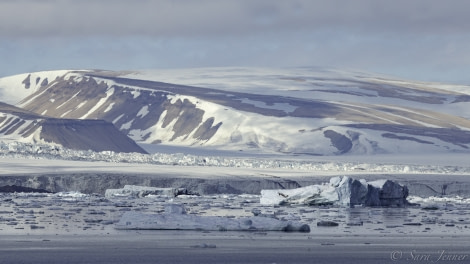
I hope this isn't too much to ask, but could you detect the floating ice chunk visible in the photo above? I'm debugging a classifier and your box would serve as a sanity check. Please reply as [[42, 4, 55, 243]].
[[115, 204, 310, 232], [54, 191, 88, 198], [260, 184, 338, 206], [52, 192, 89, 201], [105, 185, 187, 198], [407, 195, 470, 210]]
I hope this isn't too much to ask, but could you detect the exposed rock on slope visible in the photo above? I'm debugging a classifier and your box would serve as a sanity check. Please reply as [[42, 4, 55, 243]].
[[0, 102, 146, 153]]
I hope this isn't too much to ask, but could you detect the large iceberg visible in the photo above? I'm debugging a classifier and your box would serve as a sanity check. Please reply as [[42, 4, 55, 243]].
[[115, 204, 310, 232], [260, 176, 408, 207]]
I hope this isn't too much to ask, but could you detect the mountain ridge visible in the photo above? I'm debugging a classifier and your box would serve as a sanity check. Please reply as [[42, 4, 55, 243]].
[[1, 67, 469, 155]]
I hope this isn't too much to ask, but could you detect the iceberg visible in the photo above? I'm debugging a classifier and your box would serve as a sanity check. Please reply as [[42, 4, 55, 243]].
[[260, 176, 408, 207], [115, 204, 310, 232]]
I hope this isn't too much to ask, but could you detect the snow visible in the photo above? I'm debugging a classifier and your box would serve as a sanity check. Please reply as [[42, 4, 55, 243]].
[[136, 105, 149, 118], [76, 100, 87, 110], [113, 114, 124, 124], [107, 67, 470, 154], [104, 102, 115, 113], [56, 91, 81, 109], [60, 109, 72, 118], [123, 67, 468, 100], [123, 67, 470, 122], [0, 70, 71, 105], [81, 87, 115, 119], [131, 90, 141, 99], [0, 114, 41, 142], [120, 119, 134, 130]]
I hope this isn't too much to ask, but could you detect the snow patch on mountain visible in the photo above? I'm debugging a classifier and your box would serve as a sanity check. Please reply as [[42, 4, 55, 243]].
[[0, 113, 42, 143], [0, 70, 72, 105], [81, 87, 116, 119]]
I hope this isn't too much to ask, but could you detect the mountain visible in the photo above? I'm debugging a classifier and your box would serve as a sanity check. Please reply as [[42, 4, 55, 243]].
[[1, 67, 470, 155], [0, 101, 146, 153]]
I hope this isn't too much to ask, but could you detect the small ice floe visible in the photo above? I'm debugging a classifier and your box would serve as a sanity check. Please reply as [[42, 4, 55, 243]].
[[52, 192, 89, 201], [190, 243, 217, 249], [115, 204, 310, 232], [317, 220, 339, 227], [105, 185, 188, 198], [346, 221, 363, 226], [260, 176, 409, 207], [408, 195, 470, 210]]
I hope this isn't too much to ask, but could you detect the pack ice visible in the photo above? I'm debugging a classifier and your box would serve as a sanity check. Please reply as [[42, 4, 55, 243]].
[[260, 176, 409, 207]]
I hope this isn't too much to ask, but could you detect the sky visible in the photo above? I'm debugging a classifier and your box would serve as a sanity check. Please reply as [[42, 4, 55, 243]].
[[1, 0, 470, 84]]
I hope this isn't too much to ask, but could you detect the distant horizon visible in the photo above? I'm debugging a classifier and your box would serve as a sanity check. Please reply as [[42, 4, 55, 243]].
[[1, 66, 469, 86]]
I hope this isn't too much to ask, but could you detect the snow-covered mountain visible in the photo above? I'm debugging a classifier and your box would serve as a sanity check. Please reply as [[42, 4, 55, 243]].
[[1, 67, 470, 155]]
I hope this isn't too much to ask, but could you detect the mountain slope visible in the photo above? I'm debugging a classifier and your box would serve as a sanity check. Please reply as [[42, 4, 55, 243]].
[[0, 101, 147, 153], [1, 68, 470, 155]]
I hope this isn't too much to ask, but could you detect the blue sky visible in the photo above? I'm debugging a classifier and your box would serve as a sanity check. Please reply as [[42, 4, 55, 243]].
[[1, 0, 470, 84]]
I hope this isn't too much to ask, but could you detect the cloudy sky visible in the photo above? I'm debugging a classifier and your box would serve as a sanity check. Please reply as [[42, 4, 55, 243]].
[[1, 0, 470, 84]]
